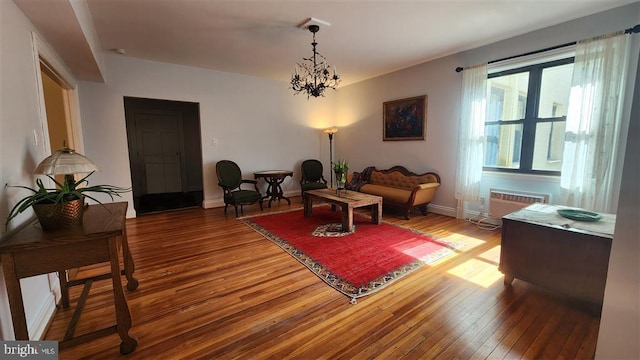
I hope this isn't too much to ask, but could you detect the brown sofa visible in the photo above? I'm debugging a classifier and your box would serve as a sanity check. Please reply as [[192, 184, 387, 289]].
[[348, 166, 441, 219]]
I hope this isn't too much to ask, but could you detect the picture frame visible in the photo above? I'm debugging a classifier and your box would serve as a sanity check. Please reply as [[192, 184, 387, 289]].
[[382, 95, 427, 141]]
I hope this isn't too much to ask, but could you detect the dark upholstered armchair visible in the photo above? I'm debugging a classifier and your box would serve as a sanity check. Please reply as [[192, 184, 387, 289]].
[[216, 160, 263, 216], [299, 159, 328, 197]]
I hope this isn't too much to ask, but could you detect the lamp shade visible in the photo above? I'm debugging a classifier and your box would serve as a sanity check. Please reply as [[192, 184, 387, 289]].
[[323, 127, 338, 135], [34, 147, 99, 175]]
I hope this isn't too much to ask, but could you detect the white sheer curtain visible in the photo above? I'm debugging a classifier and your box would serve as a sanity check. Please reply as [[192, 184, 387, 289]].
[[455, 63, 487, 219], [560, 31, 631, 213]]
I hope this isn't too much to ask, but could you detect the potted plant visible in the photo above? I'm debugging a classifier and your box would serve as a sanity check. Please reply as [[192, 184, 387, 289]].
[[4, 171, 130, 231], [332, 159, 349, 190]]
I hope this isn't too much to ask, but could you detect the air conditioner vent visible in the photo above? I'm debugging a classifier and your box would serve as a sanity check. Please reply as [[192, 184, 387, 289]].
[[489, 189, 550, 218]]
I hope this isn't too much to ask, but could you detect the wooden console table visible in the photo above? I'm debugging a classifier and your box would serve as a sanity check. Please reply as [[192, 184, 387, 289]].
[[0, 202, 138, 354], [499, 203, 614, 313]]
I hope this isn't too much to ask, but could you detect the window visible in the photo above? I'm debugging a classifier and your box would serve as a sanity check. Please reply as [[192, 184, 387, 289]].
[[483, 57, 574, 175]]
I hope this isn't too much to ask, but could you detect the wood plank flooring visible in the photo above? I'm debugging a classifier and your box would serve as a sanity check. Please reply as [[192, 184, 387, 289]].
[[44, 198, 600, 359]]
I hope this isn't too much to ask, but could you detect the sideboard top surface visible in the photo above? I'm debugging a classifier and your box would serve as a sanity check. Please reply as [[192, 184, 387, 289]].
[[503, 203, 615, 239]]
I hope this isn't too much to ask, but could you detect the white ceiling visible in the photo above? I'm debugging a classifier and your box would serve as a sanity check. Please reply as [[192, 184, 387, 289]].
[[14, 0, 637, 85]]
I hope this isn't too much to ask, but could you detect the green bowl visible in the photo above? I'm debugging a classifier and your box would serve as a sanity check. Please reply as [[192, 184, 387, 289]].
[[557, 209, 602, 222]]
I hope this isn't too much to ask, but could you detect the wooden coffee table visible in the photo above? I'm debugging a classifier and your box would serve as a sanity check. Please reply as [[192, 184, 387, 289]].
[[303, 188, 382, 232]]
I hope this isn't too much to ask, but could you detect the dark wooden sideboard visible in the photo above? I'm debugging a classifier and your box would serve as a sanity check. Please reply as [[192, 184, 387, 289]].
[[499, 204, 614, 312]]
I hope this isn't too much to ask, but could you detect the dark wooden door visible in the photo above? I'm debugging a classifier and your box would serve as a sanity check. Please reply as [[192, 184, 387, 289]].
[[124, 97, 203, 213], [136, 111, 183, 194]]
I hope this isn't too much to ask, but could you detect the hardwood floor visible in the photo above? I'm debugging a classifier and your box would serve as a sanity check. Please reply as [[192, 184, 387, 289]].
[[44, 198, 600, 359]]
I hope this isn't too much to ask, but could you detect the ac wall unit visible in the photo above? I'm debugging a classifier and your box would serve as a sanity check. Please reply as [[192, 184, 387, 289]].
[[488, 188, 550, 218]]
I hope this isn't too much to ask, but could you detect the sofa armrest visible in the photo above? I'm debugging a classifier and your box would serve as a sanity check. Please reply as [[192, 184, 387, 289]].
[[414, 182, 440, 191], [408, 182, 441, 206]]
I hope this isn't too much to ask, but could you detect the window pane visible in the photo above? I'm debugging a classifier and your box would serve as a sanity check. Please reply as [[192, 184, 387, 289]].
[[487, 72, 529, 121], [538, 63, 573, 118], [532, 121, 565, 171], [484, 123, 523, 169]]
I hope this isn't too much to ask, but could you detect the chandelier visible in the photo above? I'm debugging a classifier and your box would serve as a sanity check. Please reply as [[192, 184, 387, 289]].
[[290, 25, 340, 98]]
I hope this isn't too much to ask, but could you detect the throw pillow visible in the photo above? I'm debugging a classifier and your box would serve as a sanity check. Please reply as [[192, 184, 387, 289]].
[[346, 172, 362, 191]]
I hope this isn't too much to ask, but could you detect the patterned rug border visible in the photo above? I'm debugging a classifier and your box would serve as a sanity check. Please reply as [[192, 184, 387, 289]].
[[237, 206, 305, 219], [239, 207, 463, 303]]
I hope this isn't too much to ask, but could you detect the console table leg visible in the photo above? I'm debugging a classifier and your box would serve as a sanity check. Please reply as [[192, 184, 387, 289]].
[[504, 275, 515, 287], [108, 237, 137, 354], [59, 270, 70, 308], [2, 254, 29, 340], [121, 226, 139, 291]]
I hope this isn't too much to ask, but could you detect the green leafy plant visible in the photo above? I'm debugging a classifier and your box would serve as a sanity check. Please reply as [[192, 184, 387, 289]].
[[4, 171, 130, 230], [332, 159, 349, 186], [332, 159, 349, 174]]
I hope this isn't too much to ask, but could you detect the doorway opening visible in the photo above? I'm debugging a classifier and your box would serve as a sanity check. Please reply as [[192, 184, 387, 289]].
[[40, 62, 73, 152], [124, 97, 204, 214]]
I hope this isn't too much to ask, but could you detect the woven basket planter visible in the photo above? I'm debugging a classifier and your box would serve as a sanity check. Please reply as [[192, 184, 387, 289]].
[[33, 198, 85, 231]]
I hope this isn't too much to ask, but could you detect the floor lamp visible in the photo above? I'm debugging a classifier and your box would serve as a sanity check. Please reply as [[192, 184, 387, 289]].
[[323, 127, 338, 188]]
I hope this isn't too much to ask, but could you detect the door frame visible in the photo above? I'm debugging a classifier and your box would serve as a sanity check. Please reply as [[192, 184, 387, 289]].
[[31, 32, 84, 156], [30, 31, 85, 337]]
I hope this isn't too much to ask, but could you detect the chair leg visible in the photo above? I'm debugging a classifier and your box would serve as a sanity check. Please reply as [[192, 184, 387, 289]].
[[258, 200, 263, 211], [223, 204, 228, 214], [234, 204, 239, 217]]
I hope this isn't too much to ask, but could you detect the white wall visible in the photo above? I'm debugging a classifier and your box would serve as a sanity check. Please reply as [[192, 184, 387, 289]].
[[596, 53, 640, 360], [0, 0, 61, 340], [336, 3, 640, 217], [79, 54, 337, 216], [335, 55, 458, 215]]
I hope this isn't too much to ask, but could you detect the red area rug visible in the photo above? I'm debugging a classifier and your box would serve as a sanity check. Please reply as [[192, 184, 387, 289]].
[[240, 206, 461, 303]]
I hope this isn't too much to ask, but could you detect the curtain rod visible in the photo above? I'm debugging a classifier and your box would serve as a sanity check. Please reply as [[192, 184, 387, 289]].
[[455, 24, 640, 73]]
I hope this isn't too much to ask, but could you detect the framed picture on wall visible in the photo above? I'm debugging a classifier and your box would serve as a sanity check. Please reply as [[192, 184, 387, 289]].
[[382, 95, 427, 141]]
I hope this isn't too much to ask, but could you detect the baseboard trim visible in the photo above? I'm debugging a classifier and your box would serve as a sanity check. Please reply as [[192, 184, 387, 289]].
[[427, 204, 456, 218], [203, 199, 224, 209]]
